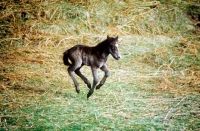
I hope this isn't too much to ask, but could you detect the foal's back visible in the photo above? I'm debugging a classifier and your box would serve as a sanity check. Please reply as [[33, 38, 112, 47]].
[[68, 45, 94, 66]]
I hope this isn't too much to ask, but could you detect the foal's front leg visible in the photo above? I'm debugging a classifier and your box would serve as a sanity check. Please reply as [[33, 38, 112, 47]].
[[96, 65, 110, 90], [87, 67, 98, 99]]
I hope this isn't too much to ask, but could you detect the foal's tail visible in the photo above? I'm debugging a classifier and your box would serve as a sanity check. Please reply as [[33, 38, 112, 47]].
[[63, 50, 71, 66]]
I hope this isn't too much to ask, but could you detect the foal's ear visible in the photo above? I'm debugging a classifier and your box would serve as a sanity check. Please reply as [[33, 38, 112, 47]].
[[107, 35, 110, 39], [115, 36, 118, 40]]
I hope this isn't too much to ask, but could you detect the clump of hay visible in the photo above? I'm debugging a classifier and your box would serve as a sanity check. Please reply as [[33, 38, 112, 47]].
[[0, 0, 199, 130]]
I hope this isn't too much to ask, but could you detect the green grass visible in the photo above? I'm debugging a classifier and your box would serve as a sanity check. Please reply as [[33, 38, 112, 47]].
[[1, 0, 200, 130], [1, 36, 199, 130]]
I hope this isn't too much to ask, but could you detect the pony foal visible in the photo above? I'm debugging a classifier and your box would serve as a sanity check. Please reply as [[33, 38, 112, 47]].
[[63, 35, 120, 99]]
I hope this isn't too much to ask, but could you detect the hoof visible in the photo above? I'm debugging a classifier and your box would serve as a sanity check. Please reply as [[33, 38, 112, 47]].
[[96, 85, 100, 90], [76, 89, 80, 93], [87, 83, 91, 89], [87, 93, 91, 99], [96, 84, 102, 90], [75, 86, 80, 93], [87, 90, 93, 99]]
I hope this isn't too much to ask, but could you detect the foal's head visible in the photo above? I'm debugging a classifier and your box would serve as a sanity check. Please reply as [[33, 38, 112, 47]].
[[107, 35, 121, 60]]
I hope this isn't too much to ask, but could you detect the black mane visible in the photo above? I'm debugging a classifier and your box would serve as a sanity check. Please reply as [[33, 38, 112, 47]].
[[93, 37, 114, 59]]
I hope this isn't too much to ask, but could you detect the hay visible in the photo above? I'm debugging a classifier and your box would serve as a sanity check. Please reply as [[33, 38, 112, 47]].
[[1, 0, 200, 130]]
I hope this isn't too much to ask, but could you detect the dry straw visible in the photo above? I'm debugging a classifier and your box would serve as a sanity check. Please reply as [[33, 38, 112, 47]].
[[0, 0, 200, 130]]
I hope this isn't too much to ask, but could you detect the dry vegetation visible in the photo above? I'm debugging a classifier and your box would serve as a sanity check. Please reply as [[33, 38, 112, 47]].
[[0, 0, 200, 130]]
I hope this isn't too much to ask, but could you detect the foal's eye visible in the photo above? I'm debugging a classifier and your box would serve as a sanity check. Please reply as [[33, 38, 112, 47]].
[[111, 46, 115, 50]]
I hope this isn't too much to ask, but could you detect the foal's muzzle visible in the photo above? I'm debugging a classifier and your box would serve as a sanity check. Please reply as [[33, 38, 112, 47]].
[[113, 54, 121, 60], [116, 55, 121, 60]]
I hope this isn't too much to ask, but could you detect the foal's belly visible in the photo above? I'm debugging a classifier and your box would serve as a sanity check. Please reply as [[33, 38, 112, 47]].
[[82, 55, 105, 68]]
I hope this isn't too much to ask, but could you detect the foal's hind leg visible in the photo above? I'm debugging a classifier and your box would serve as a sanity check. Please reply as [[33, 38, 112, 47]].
[[96, 65, 110, 90], [68, 63, 82, 93], [75, 67, 91, 89]]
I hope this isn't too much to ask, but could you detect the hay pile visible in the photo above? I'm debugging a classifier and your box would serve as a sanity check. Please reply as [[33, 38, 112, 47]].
[[1, 0, 198, 47], [0, 0, 200, 130]]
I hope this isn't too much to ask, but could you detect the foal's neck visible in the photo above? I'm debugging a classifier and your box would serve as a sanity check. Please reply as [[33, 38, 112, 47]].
[[93, 39, 110, 59]]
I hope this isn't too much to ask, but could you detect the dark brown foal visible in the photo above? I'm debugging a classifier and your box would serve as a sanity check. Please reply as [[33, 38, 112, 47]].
[[63, 35, 120, 99]]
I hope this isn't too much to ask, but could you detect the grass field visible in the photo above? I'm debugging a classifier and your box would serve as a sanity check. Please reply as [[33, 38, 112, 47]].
[[0, 0, 200, 130]]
